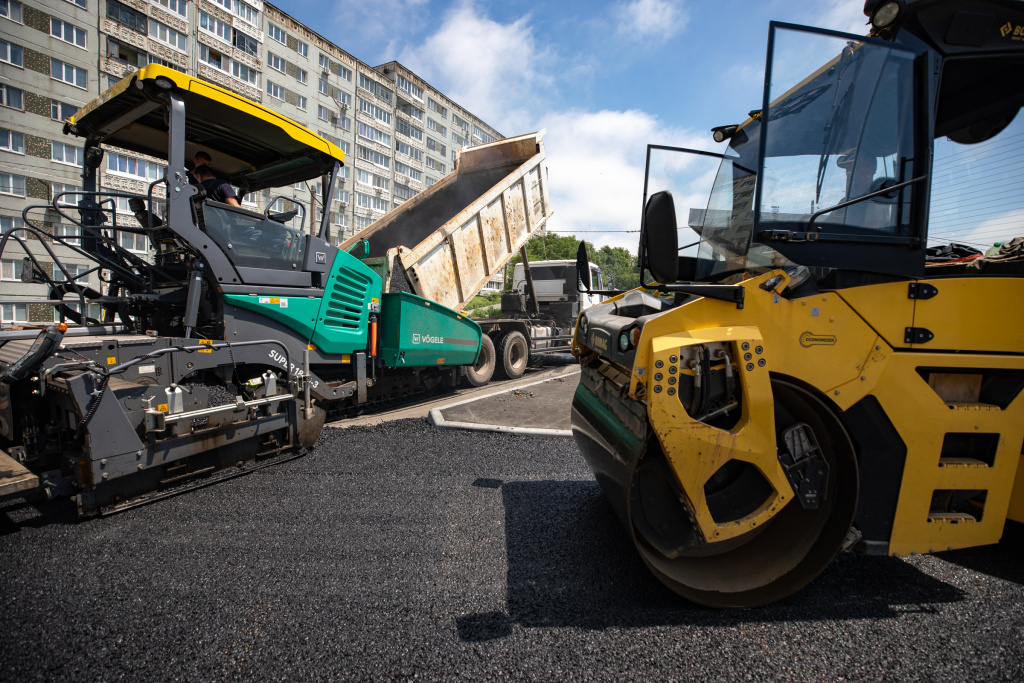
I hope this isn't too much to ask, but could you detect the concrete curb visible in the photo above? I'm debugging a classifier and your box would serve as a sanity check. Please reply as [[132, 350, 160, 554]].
[[428, 371, 580, 438]]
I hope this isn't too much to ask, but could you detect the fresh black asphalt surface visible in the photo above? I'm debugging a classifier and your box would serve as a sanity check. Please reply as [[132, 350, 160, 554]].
[[2, 420, 1023, 681]]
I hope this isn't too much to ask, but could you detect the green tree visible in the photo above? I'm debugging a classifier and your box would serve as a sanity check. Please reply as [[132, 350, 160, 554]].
[[593, 245, 640, 290]]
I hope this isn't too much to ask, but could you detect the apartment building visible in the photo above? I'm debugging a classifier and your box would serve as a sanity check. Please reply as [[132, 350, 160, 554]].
[[0, 0, 503, 326]]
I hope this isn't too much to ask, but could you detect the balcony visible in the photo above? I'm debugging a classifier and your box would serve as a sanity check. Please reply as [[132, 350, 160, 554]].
[[101, 55, 140, 80]]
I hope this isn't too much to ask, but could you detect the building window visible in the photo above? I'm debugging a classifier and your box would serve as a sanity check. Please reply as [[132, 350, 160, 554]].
[[0, 173, 26, 196], [232, 0, 258, 27], [296, 40, 308, 58], [296, 94, 307, 111], [64, 0, 86, 7], [233, 29, 258, 57], [358, 74, 392, 104], [337, 91, 352, 107], [474, 126, 495, 144], [51, 18, 87, 48], [267, 81, 284, 100], [1, 258, 22, 280], [425, 157, 445, 174], [338, 65, 352, 81], [52, 182, 83, 208], [318, 54, 329, 71], [0, 216, 25, 234], [426, 137, 446, 157], [107, 37, 148, 67], [355, 192, 389, 213], [51, 141, 83, 166], [107, 152, 165, 181], [426, 177, 435, 187], [396, 141, 422, 162], [54, 302, 103, 324], [334, 188, 349, 203], [53, 224, 81, 245], [396, 75, 423, 101], [117, 230, 148, 252], [396, 119, 423, 141], [199, 45, 226, 71], [0, 1, 23, 23], [358, 122, 391, 147], [53, 263, 89, 284], [1, 303, 28, 324], [451, 132, 466, 147], [0, 38, 22, 67], [267, 52, 285, 73], [394, 184, 415, 201], [318, 78, 328, 95], [51, 59, 88, 89], [397, 101, 423, 122], [356, 145, 390, 169], [151, 0, 187, 19], [427, 98, 446, 118], [1, 82, 23, 110], [107, 0, 147, 34], [357, 98, 391, 126], [148, 18, 186, 51], [318, 104, 329, 121], [356, 169, 389, 191], [199, 12, 231, 44], [0, 128, 23, 154], [296, 68, 307, 84], [394, 161, 422, 182], [427, 118, 446, 136], [334, 212, 348, 227], [231, 60, 257, 85], [337, 116, 350, 132], [268, 23, 286, 44]]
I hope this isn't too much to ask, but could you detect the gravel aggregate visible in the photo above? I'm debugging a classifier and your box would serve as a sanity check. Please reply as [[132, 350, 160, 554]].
[[1, 419, 1022, 681]]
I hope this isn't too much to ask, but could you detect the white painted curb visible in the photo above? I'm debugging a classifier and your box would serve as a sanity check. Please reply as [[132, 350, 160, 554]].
[[428, 370, 580, 438]]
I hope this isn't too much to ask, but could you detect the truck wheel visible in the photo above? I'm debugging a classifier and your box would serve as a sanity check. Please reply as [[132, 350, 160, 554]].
[[497, 331, 529, 380], [463, 334, 495, 387]]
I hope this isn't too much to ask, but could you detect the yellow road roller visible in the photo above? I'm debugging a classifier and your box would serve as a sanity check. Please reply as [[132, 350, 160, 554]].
[[571, 0, 1024, 607]]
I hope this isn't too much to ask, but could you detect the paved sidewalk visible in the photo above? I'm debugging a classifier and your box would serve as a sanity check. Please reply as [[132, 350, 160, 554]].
[[433, 372, 579, 434]]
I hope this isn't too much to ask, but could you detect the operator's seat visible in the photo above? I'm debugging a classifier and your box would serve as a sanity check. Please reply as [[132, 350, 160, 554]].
[[197, 200, 311, 286]]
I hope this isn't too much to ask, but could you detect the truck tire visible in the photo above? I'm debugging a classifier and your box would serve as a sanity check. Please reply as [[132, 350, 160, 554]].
[[463, 333, 496, 387], [497, 331, 529, 380]]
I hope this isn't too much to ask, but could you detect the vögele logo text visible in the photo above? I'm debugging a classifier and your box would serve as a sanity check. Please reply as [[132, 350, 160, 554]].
[[412, 332, 445, 344]]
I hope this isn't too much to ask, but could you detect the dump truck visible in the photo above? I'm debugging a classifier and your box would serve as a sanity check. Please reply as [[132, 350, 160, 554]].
[[337, 134, 556, 383], [465, 259, 607, 382], [571, 0, 1024, 607], [0, 66, 546, 515]]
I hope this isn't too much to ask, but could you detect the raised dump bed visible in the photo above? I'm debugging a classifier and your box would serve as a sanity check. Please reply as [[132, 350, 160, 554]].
[[340, 132, 552, 312]]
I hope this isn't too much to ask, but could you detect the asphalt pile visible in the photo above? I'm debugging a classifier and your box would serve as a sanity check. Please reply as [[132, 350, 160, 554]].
[[1, 420, 1022, 681]]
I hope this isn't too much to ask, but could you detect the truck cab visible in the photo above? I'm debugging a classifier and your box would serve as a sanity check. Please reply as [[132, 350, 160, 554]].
[[512, 260, 605, 311]]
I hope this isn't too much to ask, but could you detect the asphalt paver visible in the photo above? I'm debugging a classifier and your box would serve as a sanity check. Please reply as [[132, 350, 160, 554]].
[[1, 420, 1022, 681]]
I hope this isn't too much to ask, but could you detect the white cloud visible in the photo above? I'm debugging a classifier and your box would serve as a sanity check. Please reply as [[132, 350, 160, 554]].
[[613, 0, 690, 44], [397, 3, 709, 254], [540, 109, 713, 252], [397, 4, 549, 135], [807, 0, 869, 35], [323, 0, 430, 63]]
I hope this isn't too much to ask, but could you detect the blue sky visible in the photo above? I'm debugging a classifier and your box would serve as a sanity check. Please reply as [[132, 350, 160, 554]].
[[281, 1, 1017, 253]]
